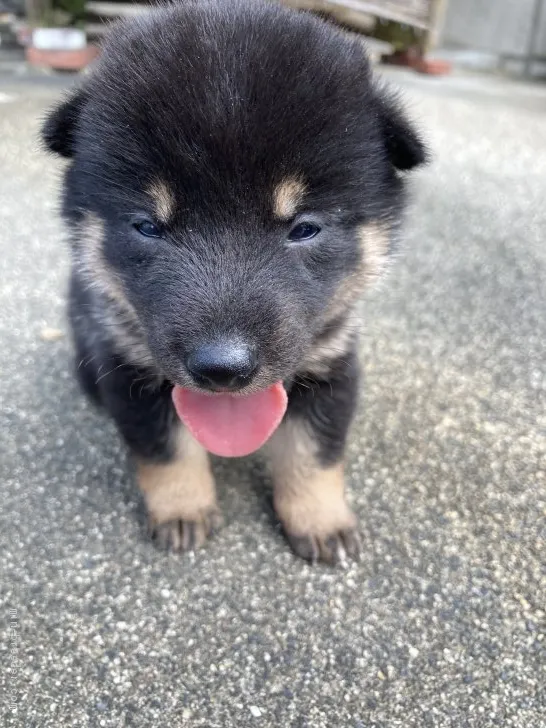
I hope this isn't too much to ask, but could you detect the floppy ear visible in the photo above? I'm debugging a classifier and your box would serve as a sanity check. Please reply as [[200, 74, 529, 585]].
[[375, 91, 428, 171], [41, 88, 86, 158]]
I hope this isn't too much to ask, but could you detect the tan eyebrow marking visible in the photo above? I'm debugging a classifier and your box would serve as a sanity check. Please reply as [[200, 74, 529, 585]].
[[272, 177, 307, 219], [147, 179, 175, 223]]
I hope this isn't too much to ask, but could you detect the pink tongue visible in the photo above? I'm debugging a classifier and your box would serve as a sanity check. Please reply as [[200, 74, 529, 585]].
[[172, 382, 287, 458]]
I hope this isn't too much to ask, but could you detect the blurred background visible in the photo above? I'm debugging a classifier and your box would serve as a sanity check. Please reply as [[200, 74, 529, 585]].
[[1, 2, 545, 727], [2, 0, 546, 77]]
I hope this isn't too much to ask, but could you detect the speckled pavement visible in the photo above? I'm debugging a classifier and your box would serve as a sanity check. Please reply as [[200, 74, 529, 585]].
[[1, 69, 545, 727]]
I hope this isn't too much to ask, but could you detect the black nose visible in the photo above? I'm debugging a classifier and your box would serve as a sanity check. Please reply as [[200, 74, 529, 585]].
[[186, 340, 258, 391]]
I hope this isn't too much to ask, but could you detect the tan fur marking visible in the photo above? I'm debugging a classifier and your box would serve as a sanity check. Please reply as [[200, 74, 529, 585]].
[[138, 427, 217, 525], [273, 177, 306, 219], [323, 221, 390, 325], [78, 214, 134, 311], [359, 221, 391, 283], [267, 420, 355, 538], [147, 179, 175, 224], [300, 315, 356, 378], [299, 221, 389, 378], [77, 213, 155, 367]]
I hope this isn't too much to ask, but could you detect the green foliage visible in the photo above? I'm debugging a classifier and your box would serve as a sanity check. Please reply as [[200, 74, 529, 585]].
[[373, 19, 423, 51], [33, 0, 86, 27]]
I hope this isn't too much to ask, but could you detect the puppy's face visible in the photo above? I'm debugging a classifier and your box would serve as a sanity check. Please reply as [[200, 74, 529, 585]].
[[43, 2, 426, 391]]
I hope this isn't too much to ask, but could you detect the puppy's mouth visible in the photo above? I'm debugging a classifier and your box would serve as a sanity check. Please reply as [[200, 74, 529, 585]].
[[171, 383, 287, 457]]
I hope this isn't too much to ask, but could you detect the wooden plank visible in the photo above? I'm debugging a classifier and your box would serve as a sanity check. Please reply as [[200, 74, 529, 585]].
[[86, 1, 149, 19], [325, 1, 431, 29], [282, 0, 432, 30], [424, 0, 449, 52]]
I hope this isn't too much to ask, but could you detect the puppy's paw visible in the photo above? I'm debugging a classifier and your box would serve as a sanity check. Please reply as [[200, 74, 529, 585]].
[[148, 508, 222, 552], [273, 460, 360, 565], [285, 523, 360, 565], [137, 435, 220, 554]]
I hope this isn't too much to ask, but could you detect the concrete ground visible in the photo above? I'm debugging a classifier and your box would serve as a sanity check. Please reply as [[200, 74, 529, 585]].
[[1, 68, 545, 728]]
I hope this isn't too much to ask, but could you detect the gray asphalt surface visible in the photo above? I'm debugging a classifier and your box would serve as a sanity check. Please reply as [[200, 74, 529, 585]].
[[1, 69, 545, 727]]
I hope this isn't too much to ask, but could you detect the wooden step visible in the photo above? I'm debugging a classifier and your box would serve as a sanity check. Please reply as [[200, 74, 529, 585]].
[[86, 1, 149, 19]]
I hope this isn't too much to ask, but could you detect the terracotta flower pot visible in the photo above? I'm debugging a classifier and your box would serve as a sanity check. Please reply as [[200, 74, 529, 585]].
[[26, 44, 99, 70], [414, 58, 452, 76]]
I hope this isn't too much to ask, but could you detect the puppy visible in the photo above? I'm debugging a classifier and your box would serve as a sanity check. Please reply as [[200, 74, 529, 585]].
[[42, 0, 426, 564]]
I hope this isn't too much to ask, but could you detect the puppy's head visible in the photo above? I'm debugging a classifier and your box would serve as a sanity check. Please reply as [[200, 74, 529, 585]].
[[43, 1, 426, 394]]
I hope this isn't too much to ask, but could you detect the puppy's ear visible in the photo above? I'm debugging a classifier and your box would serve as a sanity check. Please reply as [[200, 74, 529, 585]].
[[375, 90, 428, 171], [41, 88, 86, 158]]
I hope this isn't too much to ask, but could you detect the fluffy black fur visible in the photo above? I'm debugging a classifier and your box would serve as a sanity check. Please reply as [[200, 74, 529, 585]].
[[43, 0, 426, 562]]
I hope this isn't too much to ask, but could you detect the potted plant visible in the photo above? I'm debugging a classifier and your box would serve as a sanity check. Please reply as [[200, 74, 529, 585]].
[[25, 0, 99, 70]]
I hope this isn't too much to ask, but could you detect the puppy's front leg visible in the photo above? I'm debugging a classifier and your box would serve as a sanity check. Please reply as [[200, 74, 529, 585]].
[[138, 427, 221, 551], [96, 363, 221, 551], [267, 353, 360, 564]]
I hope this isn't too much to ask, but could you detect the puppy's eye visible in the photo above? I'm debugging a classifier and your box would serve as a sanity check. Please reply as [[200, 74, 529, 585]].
[[134, 220, 163, 238], [288, 222, 321, 242]]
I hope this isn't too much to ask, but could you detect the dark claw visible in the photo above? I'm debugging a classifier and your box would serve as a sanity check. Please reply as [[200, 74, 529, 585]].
[[286, 526, 361, 566], [286, 533, 320, 563], [182, 520, 195, 551], [341, 527, 361, 560], [323, 535, 342, 564], [147, 508, 222, 553]]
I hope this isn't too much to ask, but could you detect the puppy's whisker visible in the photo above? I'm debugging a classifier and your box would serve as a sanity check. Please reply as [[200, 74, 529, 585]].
[[94, 362, 130, 385]]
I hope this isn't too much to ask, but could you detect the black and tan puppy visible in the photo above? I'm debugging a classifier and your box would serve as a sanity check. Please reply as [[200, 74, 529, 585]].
[[42, 0, 426, 564]]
